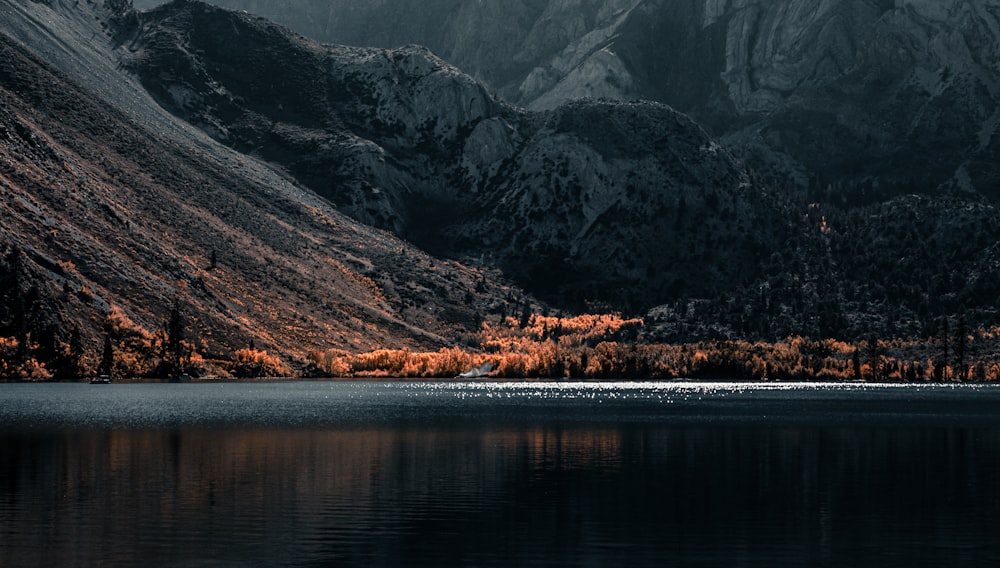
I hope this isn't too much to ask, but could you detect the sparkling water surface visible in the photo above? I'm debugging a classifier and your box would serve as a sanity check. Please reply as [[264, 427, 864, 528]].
[[4, 380, 1000, 428], [3, 381, 1000, 567]]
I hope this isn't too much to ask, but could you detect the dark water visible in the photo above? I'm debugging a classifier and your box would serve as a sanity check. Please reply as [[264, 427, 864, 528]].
[[3, 381, 1000, 567]]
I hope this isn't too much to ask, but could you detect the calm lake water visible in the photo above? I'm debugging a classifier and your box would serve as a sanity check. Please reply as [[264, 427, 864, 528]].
[[3, 381, 1000, 567]]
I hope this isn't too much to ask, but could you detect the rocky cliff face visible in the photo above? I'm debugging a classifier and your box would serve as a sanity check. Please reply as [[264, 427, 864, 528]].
[[447, 99, 786, 307], [148, 0, 1000, 199], [131, 0, 647, 105], [120, 1, 502, 231], [118, 0, 787, 310], [597, 0, 1000, 199], [618, 0, 1000, 199]]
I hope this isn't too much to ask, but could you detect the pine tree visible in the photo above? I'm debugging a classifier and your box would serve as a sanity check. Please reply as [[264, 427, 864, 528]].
[[519, 305, 532, 328], [98, 334, 114, 377], [53, 325, 83, 381], [68, 326, 84, 378], [166, 303, 185, 375], [867, 335, 881, 381], [940, 316, 950, 381], [852, 348, 862, 381], [957, 314, 967, 381]]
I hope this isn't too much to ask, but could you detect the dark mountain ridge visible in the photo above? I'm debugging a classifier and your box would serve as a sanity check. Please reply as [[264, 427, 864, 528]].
[[113, 0, 1000, 344], [3, 0, 1000, 383], [158, 0, 1000, 202], [115, 0, 789, 311]]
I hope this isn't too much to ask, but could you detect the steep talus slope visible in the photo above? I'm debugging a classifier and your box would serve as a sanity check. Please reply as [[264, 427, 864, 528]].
[[117, 0, 788, 311], [0, 0, 522, 376]]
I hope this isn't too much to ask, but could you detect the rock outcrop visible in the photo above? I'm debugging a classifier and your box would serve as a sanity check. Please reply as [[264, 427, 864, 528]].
[[131, 0, 647, 105], [617, 0, 1000, 198], [149, 0, 1000, 199], [117, 0, 787, 310], [447, 99, 787, 307]]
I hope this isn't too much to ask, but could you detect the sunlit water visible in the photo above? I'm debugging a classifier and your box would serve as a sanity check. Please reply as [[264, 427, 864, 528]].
[[3, 381, 1000, 567]]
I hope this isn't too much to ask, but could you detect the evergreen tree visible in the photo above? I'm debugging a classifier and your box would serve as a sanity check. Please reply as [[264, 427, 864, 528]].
[[0, 246, 21, 335], [867, 335, 881, 381], [98, 334, 114, 377], [166, 303, 185, 375], [53, 326, 85, 381], [68, 326, 84, 378], [519, 305, 532, 328], [956, 314, 967, 381], [940, 316, 950, 381]]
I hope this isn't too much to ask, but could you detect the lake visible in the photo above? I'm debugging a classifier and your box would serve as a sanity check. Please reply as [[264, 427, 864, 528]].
[[3, 381, 1000, 566]]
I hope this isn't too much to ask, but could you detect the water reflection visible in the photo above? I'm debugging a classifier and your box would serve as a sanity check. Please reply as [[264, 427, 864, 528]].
[[5, 423, 1000, 567]]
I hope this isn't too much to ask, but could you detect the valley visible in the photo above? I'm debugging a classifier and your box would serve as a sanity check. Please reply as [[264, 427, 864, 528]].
[[2, 0, 1000, 380]]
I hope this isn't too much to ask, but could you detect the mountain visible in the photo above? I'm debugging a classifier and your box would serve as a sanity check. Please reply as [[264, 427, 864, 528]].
[[130, 0, 647, 106], [0, 0, 525, 378], [0, 0, 788, 380], [615, 0, 1000, 201], [4, 0, 1000, 383], [154, 0, 1000, 200], [115, 0, 789, 311], [113, 0, 1000, 342], [130, 0, 647, 105]]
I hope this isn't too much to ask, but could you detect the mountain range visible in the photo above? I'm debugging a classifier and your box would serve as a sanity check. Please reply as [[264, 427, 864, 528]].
[[3, 0, 1000, 377], [135, 0, 1000, 199]]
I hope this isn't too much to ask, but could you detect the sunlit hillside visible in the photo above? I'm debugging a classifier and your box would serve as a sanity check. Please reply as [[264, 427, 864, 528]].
[[0, 1, 530, 380]]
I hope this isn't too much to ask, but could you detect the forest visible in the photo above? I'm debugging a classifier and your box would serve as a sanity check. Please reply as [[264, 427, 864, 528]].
[[3, 295, 998, 382], [308, 313, 1000, 383]]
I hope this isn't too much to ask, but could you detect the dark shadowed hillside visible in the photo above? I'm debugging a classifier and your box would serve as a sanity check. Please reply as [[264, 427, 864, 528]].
[[160, 0, 1000, 202], [131, 0, 645, 105], [115, 0, 790, 311], [114, 0, 1000, 344]]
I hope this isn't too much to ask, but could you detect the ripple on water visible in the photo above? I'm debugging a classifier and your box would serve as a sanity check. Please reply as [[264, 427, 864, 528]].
[[2, 381, 1000, 429]]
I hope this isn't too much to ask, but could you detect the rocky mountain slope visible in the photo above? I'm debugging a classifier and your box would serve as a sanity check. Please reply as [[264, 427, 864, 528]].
[[115, 0, 789, 310], [618, 0, 1000, 200], [0, 0, 525, 377], [115, 0, 1000, 341], [153, 0, 1000, 200], [4, 0, 1000, 383], [131, 0, 647, 106]]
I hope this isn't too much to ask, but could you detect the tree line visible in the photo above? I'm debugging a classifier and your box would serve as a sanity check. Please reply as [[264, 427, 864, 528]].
[[306, 314, 1000, 382], [3, 233, 999, 382]]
